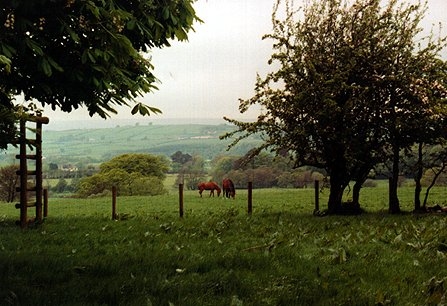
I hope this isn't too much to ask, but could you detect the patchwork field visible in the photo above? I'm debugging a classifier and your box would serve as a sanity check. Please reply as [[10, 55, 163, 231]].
[[0, 186, 447, 305], [0, 123, 261, 166]]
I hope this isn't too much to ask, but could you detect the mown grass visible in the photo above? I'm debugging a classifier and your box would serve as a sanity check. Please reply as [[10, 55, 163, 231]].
[[0, 187, 447, 305]]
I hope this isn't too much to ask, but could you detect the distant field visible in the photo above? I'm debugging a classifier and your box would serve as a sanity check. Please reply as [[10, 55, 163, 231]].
[[0, 124, 259, 165], [0, 187, 447, 305], [0, 123, 262, 166]]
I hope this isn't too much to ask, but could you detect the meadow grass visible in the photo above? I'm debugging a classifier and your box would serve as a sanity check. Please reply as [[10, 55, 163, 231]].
[[0, 186, 447, 305]]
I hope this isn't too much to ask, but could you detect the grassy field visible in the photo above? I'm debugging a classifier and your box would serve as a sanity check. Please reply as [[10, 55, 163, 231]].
[[0, 124, 261, 166], [0, 186, 447, 305]]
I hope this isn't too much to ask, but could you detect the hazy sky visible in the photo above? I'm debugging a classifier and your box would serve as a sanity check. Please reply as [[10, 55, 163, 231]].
[[42, 0, 447, 126]]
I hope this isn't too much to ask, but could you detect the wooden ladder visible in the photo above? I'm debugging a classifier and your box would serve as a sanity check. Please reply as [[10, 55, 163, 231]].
[[15, 115, 49, 228]]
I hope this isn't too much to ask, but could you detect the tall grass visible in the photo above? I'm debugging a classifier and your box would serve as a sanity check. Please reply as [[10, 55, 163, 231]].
[[0, 187, 446, 305]]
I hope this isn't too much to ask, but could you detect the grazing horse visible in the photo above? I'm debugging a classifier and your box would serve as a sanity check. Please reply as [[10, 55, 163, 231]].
[[198, 181, 221, 197], [222, 178, 235, 199]]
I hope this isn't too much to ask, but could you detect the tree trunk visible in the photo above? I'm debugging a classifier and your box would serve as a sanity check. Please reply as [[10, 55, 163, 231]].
[[423, 162, 447, 208], [327, 180, 344, 214], [327, 166, 348, 214], [352, 181, 362, 207], [352, 165, 370, 207], [413, 142, 423, 211], [414, 178, 422, 211], [389, 142, 401, 214], [326, 143, 349, 214]]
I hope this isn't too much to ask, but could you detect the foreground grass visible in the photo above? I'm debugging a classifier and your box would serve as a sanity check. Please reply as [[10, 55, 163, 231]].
[[0, 187, 446, 305]]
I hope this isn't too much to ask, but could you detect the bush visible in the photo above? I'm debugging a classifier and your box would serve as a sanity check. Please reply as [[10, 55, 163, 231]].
[[52, 178, 68, 194], [0, 164, 19, 202], [277, 172, 294, 188], [363, 179, 378, 187], [76, 154, 170, 198]]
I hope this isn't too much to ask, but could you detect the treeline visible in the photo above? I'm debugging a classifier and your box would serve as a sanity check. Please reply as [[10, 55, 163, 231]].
[[2, 146, 447, 202], [170, 149, 447, 192], [171, 150, 325, 190]]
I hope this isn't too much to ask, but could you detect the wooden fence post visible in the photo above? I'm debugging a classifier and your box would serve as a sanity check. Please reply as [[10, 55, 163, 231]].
[[179, 184, 184, 218], [314, 180, 320, 213], [43, 188, 48, 217], [35, 119, 44, 223], [247, 181, 253, 215], [112, 186, 117, 220], [18, 119, 28, 228]]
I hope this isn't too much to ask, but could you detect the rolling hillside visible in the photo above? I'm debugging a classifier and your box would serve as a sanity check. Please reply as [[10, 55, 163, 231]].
[[0, 123, 261, 166]]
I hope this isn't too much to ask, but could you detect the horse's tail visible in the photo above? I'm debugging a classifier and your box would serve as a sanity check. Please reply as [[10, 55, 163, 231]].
[[223, 178, 235, 198], [230, 180, 235, 198], [230, 180, 235, 192]]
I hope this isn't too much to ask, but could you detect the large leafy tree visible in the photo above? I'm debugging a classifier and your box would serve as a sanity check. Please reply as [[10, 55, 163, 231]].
[[0, 0, 200, 143], [78, 153, 169, 197], [174, 154, 206, 190], [223, 0, 447, 213], [170, 150, 193, 172], [377, 23, 447, 213], [100, 153, 169, 179]]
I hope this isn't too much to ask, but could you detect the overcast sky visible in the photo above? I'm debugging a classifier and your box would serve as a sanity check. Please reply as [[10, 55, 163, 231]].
[[43, 0, 447, 127]]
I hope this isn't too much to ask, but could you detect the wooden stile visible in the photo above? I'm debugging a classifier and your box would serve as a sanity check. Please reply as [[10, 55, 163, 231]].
[[15, 116, 49, 228]]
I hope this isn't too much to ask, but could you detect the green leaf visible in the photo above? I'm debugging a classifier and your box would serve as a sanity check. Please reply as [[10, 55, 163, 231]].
[[1, 44, 16, 58], [139, 104, 149, 116], [86, 1, 100, 18], [65, 26, 80, 43], [175, 28, 188, 41], [47, 57, 64, 72], [127, 19, 136, 30], [131, 103, 162, 116], [0, 55, 12, 73], [147, 106, 162, 115], [162, 7, 170, 20], [170, 14, 178, 25], [87, 51, 96, 63], [92, 77, 100, 87], [131, 104, 138, 115], [25, 39, 43, 56], [94, 49, 103, 58], [81, 51, 88, 64], [40, 58, 52, 77]]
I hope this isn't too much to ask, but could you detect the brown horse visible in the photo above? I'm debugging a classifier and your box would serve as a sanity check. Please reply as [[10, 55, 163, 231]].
[[222, 178, 235, 199], [198, 181, 221, 197]]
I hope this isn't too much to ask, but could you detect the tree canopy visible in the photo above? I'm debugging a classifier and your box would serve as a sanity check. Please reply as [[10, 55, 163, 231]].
[[0, 0, 200, 120], [78, 153, 169, 197], [100, 153, 169, 179], [223, 0, 447, 213]]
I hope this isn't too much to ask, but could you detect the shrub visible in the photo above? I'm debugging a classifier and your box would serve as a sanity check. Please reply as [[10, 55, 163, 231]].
[[0, 164, 19, 202], [363, 179, 378, 187], [77, 154, 169, 197]]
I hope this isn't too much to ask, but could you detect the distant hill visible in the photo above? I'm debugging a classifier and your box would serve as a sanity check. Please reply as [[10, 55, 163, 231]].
[[45, 117, 229, 131], [0, 123, 261, 166]]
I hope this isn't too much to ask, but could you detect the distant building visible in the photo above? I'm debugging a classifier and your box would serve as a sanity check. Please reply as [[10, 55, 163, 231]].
[[60, 164, 78, 172]]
